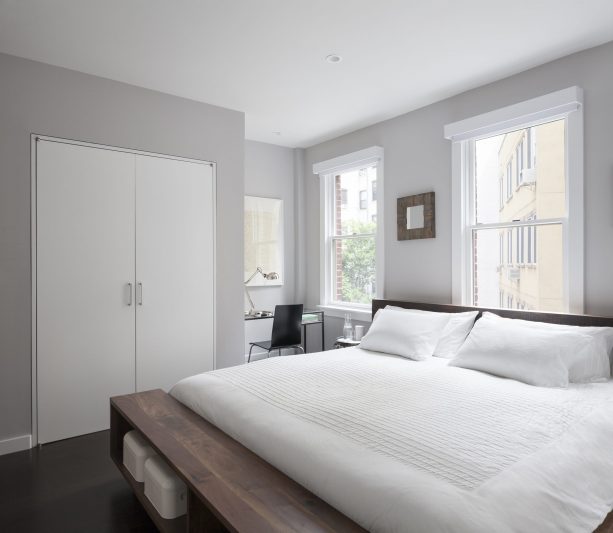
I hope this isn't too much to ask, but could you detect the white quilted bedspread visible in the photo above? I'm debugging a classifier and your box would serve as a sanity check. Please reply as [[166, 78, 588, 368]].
[[171, 348, 613, 533]]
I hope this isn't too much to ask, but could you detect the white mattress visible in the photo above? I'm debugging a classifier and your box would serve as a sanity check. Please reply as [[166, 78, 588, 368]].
[[171, 348, 613, 532]]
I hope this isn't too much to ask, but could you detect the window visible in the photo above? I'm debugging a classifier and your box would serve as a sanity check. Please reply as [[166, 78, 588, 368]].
[[506, 161, 512, 200], [446, 87, 584, 313], [359, 190, 367, 210], [506, 230, 512, 265], [526, 213, 537, 264], [341, 188, 348, 206], [314, 147, 384, 318], [528, 127, 536, 168], [515, 140, 523, 186], [516, 226, 524, 264]]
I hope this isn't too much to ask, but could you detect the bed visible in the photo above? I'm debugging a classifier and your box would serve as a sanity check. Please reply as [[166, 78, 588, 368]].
[[110, 300, 613, 532]]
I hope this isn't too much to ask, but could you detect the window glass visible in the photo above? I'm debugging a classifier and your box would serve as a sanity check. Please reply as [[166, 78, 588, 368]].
[[471, 118, 566, 312], [335, 166, 377, 235], [475, 119, 565, 225], [473, 224, 562, 311], [332, 165, 377, 304], [332, 236, 376, 304]]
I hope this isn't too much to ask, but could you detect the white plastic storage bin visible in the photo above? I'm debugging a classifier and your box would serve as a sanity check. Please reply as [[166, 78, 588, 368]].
[[144, 456, 187, 519], [123, 430, 157, 482]]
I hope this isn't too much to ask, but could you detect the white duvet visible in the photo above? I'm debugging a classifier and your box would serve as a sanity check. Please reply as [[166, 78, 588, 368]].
[[171, 348, 613, 533]]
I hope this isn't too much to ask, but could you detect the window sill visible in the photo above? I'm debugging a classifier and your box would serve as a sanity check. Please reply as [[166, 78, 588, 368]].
[[317, 304, 372, 323]]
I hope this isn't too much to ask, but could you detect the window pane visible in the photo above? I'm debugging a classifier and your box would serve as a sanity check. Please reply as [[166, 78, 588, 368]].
[[472, 224, 564, 312], [333, 236, 376, 304], [334, 166, 377, 236], [475, 119, 565, 224]]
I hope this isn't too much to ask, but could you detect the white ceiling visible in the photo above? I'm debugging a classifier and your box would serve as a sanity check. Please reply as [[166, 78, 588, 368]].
[[1, 1, 613, 148]]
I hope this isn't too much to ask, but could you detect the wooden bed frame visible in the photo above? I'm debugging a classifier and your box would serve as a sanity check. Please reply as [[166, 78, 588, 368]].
[[111, 299, 613, 532]]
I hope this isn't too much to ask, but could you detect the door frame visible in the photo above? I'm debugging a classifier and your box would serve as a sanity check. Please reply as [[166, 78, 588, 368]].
[[31, 134, 217, 447]]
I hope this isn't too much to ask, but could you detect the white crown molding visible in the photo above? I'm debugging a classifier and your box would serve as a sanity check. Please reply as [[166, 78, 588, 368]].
[[312, 146, 383, 176], [444, 86, 583, 141]]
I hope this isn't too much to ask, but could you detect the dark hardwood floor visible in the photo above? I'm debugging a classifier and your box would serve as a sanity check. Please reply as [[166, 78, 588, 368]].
[[0, 430, 157, 533]]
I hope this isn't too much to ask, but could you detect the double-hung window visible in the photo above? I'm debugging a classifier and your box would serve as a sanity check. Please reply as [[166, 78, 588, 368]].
[[445, 87, 584, 313], [313, 147, 384, 319], [515, 140, 523, 187], [506, 161, 513, 200]]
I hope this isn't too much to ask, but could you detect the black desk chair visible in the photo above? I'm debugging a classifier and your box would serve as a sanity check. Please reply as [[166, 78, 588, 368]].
[[248, 304, 305, 363]]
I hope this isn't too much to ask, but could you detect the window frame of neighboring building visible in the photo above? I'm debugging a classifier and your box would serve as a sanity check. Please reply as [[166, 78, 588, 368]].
[[526, 212, 537, 265], [515, 140, 523, 187], [340, 188, 348, 206], [313, 146, 384, 321], [506, 161, 513, 200], [359, 189, 367, 209], [506, 230, 512, 266], [445, 87, 584, 313]]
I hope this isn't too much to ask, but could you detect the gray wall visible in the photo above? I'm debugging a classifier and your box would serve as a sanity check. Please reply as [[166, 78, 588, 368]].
[[304, 40, 613, 324], [0, 53, 245, 443], [244, 140, 296, 312], [244, 141, 326, 356]]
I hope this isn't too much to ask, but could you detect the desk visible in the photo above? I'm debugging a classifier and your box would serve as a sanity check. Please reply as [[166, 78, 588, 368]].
[[244, 310, 325, 353]]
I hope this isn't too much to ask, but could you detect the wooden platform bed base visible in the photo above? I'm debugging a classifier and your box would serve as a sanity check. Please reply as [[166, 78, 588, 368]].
[[111, 299, 613, 533], [110, 389, 365, 533]]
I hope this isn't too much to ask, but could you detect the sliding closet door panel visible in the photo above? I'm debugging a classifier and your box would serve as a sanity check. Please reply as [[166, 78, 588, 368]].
[[37, 141, 136, 443], [135, 156, 214, 392]]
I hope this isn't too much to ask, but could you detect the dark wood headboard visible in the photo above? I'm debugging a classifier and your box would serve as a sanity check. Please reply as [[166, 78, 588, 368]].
[[372, 299, 613, 328]]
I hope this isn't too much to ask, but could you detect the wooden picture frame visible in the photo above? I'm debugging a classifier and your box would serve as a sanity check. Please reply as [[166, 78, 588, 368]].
[[397, 192, 435, 240]]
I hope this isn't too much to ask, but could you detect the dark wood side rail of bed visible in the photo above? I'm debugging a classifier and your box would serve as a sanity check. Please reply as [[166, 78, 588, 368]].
[[110, 389, 366, 533]]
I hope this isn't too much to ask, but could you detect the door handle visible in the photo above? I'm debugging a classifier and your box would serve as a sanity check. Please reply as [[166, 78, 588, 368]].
[[137, 282, 143, 305], [127, 283, 133, 306]]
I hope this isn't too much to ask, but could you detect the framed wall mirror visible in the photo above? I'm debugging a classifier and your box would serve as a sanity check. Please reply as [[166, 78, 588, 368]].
[[397, 192, 435, 240], [244, 196, 284, 286]]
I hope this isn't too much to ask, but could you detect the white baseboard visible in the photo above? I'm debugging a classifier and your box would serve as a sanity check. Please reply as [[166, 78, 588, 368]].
[[0, 434, 32, 456]]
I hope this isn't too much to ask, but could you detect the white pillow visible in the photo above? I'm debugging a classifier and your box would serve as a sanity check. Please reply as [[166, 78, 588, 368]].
[[385, 306, 478, 358], [479, 312, 613, 383], [449, 313, 595, 387], [360, 308, 449, 360]]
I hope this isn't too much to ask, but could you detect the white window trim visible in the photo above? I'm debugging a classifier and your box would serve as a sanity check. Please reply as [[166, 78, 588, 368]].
[[445, 87, 584, 313], [313, 146, 384, 322]]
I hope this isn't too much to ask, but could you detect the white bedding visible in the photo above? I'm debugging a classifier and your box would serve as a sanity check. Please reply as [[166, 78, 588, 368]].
[[171, 348, 613, 532]]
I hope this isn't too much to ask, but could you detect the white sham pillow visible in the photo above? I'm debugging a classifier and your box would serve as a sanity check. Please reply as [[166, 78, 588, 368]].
[[360, 308, 449, 360], [479, 312, 613, 383], [449, 313, 595, 387], [385, 306, 478, 358]]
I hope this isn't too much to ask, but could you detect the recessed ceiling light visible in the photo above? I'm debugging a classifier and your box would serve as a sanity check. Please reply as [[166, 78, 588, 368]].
[[325, 54, 343, 64]]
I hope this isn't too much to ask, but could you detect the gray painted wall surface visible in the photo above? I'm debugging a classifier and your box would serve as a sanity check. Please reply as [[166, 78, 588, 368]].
[[304, 40, 613, 319], [244, 142, 325, 356], [244, 140, 296, 312], [0, 53, 245, 442]]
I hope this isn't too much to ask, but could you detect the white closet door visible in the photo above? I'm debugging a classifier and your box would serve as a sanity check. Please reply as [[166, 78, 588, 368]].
[[37, 141, 136, 444], [135, 155, 214, 392]]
